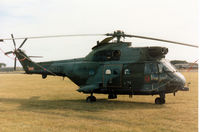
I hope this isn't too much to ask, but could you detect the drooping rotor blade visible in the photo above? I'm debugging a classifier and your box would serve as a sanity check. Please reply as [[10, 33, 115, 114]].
[[100, 37, 114, 43], [28, 56, 43, 58], [18, 38, 27, 49], [11, 34, 17, 50], [2, 34, 104, 40], [5, 51, 13, 55], [14, 57, 16, 71], [126, 34, 198, 48]]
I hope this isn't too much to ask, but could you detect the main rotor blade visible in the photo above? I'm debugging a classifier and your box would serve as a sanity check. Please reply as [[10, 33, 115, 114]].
[[14, 57, 16, 71], [5, 51, 13, 55], [2, 34, 104, 40], [28, 56, 43, 58], [11, 34, 17, 50], [18, 38, 27, 49], [127, 34, 198, 48]]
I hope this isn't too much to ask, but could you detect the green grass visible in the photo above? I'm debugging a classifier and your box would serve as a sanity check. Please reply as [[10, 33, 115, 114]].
[[0, 72, 198, 132]]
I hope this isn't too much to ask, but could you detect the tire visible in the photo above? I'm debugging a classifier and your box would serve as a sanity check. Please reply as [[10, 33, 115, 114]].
[[108, 94, 117, 99], [86, 96, 92, 102], [86, 96, 96, 102], [155, 97, 161, 104], [155, 97, 165, 104], [108, 94, 113, 99]]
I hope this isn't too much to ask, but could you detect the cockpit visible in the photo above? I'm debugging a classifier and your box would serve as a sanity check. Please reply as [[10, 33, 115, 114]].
[[144, 59, 186, 92]]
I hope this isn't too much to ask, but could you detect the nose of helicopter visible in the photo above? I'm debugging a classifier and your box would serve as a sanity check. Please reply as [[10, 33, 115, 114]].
[[174, 72, 189, 91], [175, 72, 186, 85]]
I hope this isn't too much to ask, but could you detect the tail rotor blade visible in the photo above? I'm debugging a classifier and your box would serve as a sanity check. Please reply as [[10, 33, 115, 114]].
[[11, 34, 17, 50], [14, 57, 17, 70], [18, 38, 27, 49], [5, 51, 13, 55]]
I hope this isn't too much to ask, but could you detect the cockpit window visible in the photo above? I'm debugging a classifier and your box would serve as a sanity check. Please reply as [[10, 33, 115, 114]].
[[158, 63, 163, 73], [145, 60, 176, 74], [145, 63, 158, 74], [162, 60, 176, 72]]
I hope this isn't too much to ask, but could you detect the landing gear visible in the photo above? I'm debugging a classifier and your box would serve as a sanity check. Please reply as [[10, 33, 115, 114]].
[[155, 93, 166, 104], [86, 93, 96, 102]]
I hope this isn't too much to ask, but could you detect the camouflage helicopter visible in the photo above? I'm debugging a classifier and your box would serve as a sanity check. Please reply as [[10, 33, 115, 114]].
[[1, 30, 198, 104]]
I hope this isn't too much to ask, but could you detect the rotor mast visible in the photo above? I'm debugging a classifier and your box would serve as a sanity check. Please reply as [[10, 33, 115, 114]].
[[106, 30, 125, 43]]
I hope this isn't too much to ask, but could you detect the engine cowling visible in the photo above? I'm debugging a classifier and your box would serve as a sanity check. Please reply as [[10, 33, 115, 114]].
[[147, 47, 168, 58]]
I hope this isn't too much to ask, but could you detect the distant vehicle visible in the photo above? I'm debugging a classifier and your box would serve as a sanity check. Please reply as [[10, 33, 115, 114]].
[[170, 60, 198, 70], [0, 63, 6, 68], [1, 31, 198, 104]]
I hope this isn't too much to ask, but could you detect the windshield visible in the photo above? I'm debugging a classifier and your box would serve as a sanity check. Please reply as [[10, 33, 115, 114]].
[[162, 60, 177, 72]]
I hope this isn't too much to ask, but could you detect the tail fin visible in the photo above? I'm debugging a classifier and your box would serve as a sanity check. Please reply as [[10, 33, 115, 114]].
[[15, 49, 35, 73]]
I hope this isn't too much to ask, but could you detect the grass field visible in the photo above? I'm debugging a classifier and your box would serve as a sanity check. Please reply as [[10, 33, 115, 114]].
[[0, 72, 198, 132]]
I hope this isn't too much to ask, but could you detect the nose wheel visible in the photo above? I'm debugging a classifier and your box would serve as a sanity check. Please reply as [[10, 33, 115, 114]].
[[155, 92, 166, 104], [86, 93, 96, 102]]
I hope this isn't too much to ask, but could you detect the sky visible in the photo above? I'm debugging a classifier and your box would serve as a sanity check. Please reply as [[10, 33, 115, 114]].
[[0, 0, 199, 67]]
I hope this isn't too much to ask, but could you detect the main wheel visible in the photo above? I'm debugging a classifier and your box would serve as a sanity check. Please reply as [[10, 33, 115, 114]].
[[155, 97, 165, 104], [108, 94, 113, 99], [86, 96, 96, 102], [108, 94, 117, 99], [86, 96, 92, 102], [155, 97, 161, 104]]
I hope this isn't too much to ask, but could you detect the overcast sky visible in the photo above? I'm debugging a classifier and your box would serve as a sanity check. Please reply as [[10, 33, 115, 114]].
[[0, 0, 199, 67]]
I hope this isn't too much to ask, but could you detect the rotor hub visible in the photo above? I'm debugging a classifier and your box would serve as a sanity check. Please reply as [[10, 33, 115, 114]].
[[106, 30, 126, 42]]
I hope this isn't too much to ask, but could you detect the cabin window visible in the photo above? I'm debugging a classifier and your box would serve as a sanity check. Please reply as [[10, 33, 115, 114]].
[[105, 69, 111, 74], [89, 70, 95, 75]]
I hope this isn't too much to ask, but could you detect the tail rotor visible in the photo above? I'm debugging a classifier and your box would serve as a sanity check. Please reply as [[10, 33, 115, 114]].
[[4, 34, 28, 70]]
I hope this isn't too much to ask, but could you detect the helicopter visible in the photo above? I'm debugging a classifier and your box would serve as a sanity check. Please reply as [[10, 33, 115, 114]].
[[0, 30, 198, 104]]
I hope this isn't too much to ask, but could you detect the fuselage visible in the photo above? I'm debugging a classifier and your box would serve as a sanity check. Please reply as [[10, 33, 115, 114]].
[[16, 41, 186, 96]]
